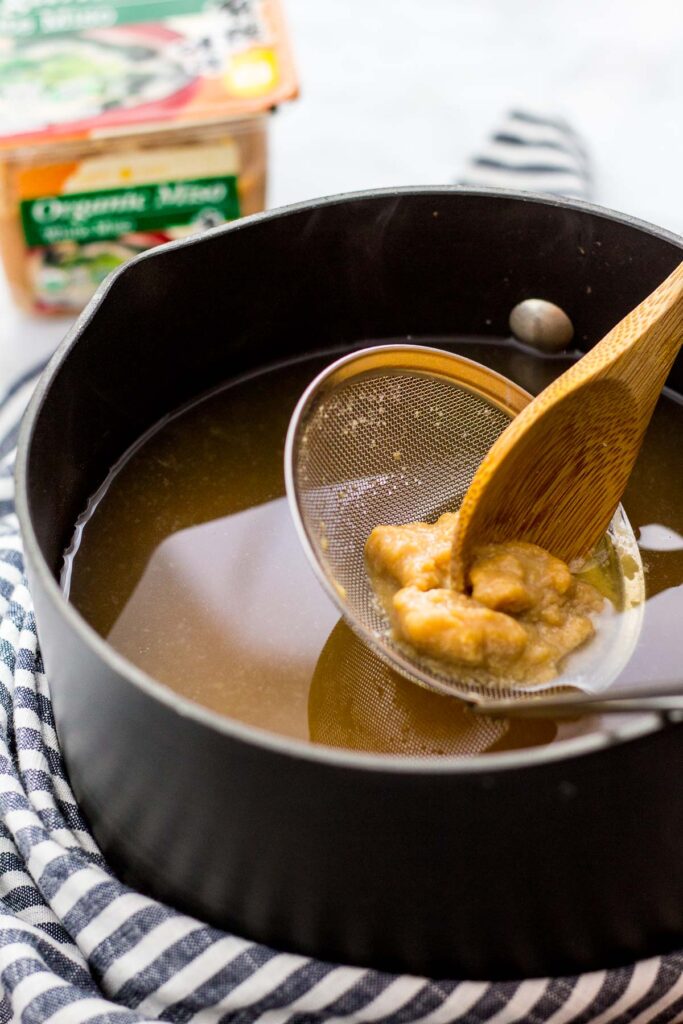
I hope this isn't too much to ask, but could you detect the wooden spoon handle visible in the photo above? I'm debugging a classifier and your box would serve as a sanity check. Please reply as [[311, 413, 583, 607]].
[[452, 260, 683, 580], [578, 260, 683, 403]]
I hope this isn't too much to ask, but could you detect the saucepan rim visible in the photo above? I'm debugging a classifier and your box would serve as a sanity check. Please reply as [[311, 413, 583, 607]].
[[14, 186, 683, 775]]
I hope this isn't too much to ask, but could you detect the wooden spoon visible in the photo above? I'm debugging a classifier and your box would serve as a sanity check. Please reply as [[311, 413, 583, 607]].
[[451, 260, 683, 587]]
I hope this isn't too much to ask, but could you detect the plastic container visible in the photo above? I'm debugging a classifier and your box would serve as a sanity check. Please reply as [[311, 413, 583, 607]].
[[0, 0, 297, 314]]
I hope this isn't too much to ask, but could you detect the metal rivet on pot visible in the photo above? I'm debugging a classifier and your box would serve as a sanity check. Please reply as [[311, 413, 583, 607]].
[[509, 298, 574, 352]]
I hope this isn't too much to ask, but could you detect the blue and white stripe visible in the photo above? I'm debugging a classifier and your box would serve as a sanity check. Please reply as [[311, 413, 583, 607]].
[[0, 372, 682, 1023], [460, 110, 592, 199]]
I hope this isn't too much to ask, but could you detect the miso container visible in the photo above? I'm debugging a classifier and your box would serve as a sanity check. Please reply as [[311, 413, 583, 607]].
[[0, 0, 298, 314]]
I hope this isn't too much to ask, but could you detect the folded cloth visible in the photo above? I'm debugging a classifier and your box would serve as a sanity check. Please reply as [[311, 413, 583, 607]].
[[460, 109, 592, 200], [0, 136, 682, 1023]]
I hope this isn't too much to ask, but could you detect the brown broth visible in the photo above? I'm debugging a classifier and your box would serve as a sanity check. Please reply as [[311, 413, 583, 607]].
[[63, 340, 683, 753]]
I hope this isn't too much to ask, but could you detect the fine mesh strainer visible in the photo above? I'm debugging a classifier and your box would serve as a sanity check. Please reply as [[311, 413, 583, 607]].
[[284, 344, 644, 706]]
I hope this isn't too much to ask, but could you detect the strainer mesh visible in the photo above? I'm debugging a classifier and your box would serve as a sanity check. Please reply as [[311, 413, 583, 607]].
[[293, 369, 519, 699], [309, 620, 510, 755]]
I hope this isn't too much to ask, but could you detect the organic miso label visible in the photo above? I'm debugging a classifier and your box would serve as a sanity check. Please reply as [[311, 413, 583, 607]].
[[20, 175, 239, 245]]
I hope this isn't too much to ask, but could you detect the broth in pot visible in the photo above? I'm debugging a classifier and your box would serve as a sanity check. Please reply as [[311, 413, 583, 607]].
[[63, 339, 683, 753]]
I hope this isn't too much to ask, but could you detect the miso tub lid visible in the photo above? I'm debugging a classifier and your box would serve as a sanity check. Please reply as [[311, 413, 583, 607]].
[[0, 0, 298, 149]]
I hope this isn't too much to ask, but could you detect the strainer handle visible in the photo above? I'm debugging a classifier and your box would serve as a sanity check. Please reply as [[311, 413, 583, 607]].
[[473, 685, 683, 718]]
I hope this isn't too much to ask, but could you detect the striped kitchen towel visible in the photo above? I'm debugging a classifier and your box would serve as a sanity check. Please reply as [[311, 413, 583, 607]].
[[460, 110, 592, 200], [0, 125, 682, 1022]]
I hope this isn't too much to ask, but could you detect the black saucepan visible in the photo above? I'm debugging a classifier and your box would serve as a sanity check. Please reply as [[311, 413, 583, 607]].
[[15, 188, 683, 980]]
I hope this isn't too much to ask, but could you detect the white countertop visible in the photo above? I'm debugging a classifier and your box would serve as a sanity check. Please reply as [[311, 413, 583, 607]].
[[1, 0, 681, 387]]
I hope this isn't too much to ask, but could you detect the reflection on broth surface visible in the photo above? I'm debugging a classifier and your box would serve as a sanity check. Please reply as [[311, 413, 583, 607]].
[[107, 498, 338, 737], [309, 620, 558, 755], [64, 340, 683, 753]]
